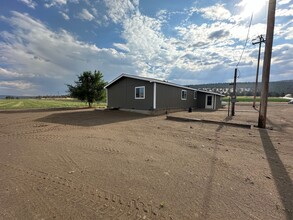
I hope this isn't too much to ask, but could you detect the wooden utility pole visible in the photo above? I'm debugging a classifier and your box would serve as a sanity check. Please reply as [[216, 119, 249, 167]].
[[231, 68, 237, 116], [252, 35, 265, 108], [258, 0, 277, 128]]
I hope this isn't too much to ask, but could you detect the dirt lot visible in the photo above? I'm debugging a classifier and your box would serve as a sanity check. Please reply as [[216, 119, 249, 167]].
[[0, 103, 292, 219]]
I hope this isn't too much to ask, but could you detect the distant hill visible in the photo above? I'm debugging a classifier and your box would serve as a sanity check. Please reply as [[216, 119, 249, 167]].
[[187, 80, 293, 97]]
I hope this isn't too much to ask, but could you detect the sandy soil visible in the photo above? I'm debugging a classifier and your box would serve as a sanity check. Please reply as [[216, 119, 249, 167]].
[[0, 103, 292, 219]]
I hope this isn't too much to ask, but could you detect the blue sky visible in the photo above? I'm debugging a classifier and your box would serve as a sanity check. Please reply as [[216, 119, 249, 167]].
[[0, 0, 292, 95]]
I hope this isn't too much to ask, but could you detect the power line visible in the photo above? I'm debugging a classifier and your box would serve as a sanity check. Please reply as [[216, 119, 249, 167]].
[[236, 13, 254, 67], [237, 68, 241, 78]]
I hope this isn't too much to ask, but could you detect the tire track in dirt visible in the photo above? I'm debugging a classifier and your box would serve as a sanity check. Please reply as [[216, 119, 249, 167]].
[[0, 123, 61, 137], [0, 132, 122, 155], [0, 163, 167, 219]]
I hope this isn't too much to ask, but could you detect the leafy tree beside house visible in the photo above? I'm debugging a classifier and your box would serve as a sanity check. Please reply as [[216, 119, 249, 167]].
[[67, 70, 106, 107]]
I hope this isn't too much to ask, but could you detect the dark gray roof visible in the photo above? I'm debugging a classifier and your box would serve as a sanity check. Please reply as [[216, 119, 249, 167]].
[[105, 73, 225, 97]]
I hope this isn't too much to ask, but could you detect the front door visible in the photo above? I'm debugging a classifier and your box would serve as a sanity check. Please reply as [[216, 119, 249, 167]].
[[205, 95, 213, 109]]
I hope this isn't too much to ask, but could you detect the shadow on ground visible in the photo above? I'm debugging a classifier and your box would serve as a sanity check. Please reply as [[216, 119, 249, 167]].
[[200, 121, 225, 219], [35, 109, 149, 127], [259, 128, 293, 220]]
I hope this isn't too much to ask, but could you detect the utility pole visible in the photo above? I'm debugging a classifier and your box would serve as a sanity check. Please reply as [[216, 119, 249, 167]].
[[258, 0, 277, 128], [252, 35, 265, 108], [231, 68, 237, 116]]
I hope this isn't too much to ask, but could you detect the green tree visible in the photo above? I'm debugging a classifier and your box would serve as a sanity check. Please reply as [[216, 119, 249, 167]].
[[67, 70, 106, 107]]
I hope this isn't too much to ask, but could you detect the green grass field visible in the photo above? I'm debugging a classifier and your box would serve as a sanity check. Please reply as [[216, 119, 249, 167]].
[[0, 99, 106, 110], [222, 96, 289, 102]]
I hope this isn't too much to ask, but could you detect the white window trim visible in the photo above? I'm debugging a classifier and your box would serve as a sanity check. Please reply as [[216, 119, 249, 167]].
[[194, 91, 197, 100], [181, 90, 187, 100], [153, 83, 156, 109], [135, 86, 145, 99], [205, 95, 213, 109]]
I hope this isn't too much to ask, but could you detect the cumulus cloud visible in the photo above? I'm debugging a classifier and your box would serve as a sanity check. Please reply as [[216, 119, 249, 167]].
[[104, 0, 139, 23], [209, 30, 230, 40], [0, 81, 34, 90], [270, 44, 293, 80], [77, 9, 95, 21], [1, 0, 292, 94], [113, 2, 267, 82], [121, 13, 179, 78], [191, 4, 232, 21], [0, 11, 134, 95]]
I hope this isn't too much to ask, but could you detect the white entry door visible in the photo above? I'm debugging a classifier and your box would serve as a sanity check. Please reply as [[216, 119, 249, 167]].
[[205, 95, 213, 109]]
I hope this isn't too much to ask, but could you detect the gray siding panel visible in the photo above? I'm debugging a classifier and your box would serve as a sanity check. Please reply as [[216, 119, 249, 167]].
[[216, 96, 222, 109], [156, 84, 196, 110], [197, 92, 222, 109], [107, 77, 153, 110], [197, 92, 206, 108], [107, 76, 222, 111]]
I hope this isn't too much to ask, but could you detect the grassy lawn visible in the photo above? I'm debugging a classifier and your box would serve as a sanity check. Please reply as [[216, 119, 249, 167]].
[[0, 99, 106, 110], [222, 96, 289, 102]]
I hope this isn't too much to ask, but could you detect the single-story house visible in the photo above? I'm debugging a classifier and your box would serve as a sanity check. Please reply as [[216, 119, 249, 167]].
[[105, 74, 225, 115]]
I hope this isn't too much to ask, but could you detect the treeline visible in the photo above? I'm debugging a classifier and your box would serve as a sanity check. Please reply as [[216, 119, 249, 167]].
[[5, 96, 20, 99], [35, 95, 70, 99]]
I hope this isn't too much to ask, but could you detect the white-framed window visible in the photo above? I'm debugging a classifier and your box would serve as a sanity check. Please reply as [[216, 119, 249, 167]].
[[135, 86, 145, 99], [181, 90, 187, 100], [194, 91, 197, 99]]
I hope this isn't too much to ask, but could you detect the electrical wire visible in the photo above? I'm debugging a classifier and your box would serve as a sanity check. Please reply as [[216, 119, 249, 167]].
[[236, 13, 254, 68], [237, 68, 241, 78]]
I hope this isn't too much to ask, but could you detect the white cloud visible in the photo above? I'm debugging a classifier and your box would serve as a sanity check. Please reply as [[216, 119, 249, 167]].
[[0, 11, 134, 95], [113, 43, 130, 52], [270, 44, 293, 80], [19, 0, 37, 9], [121, 13, 178, 78], [44, 0, 67, 8], [156, 10, 168, 22], [0, 81, 34, 90], [235, 0, 267, 20], [77, 9, 95, 21], [59, 11, 70, 20], [104, 0, 139, 23], [91, 8, 98, 16], [191, 4, 232, 21], [276, 5, 293, 17], [282, 26, 293, 40], [0, 68, 23, 78], [1, 1, 292, 94], [278, 0, 291, 5]]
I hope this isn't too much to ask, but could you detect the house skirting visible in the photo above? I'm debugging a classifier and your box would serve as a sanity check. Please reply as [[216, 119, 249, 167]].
[[109, 108, 193, 116]]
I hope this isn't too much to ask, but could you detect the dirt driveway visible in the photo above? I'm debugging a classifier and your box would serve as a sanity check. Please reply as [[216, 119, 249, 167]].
[[0, 103, 292, 219]]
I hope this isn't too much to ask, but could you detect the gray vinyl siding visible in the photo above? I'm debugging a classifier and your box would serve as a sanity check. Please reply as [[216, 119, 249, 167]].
[[156, 84, 196, 110], [215, 96, 222, 109], [197, 92, 206, 108], [197, 92, 222, 109], [107, 77, 153, 110]]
